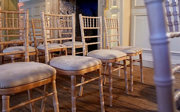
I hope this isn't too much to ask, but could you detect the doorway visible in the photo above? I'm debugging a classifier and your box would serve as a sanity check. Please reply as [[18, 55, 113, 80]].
[[76, 0, 98, 52]]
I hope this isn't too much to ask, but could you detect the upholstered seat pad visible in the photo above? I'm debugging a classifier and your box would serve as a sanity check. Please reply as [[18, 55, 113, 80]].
[[112, 46, 142, 54], [63, 41, 83, 47], [37, 43, 66, 50], [50, 56, 101, 71], [0, 62, 56, 89], [3, 46, 35, 53], [87, 49, 127, 60]]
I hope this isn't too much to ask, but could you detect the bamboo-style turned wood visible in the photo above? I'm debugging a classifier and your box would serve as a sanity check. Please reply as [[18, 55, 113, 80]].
[[0, 10, 37, 63], [31, 18, 44, 62], [165, 0, 180, 32], [79, 14, 103, 55], [41, 12, 105, 112], [0, 75, 59, 112], [31, 19, 43, 48], [0, 10, 59, 112], [164, 0, 180, 38], [79, 14, 128, 107], [145, 0, 175, 111], [41, 13, 77, 63], [0, 10, 29, 62], [104, 18, 143, 92]]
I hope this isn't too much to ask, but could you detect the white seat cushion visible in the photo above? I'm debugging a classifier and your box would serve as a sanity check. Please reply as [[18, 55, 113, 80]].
[[112, 46, 142, 54], [3, 46, 35, 53], [0, 62, 56, 89], [37, 43, 66, 50], [87, 49, 127, 60], [63, 41, 83, 47], [50, 56, 101, 71]]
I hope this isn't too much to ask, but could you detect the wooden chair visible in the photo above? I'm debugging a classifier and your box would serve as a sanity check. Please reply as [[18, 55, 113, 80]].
[[164, 0, 180, 38], [145, 0, 180, 111], [79, 14, 128, 107], [0, 10, 37, 63], [104, 18, 143, 92], [41, 12, 105, 112], [31, 18, 83, 56], [31, 19, 44, 61], [0, 10, 59, 112], [164, 0, 180, 111]]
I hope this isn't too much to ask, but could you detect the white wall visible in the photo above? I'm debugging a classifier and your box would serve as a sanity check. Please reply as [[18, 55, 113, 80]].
[[130, 0, 180, 68], [21, 0, 45, 19]]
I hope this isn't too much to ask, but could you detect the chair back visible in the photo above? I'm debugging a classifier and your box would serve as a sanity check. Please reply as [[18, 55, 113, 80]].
[[0, 10, 29, 62], [41, 12, 76, 64], [165, 0, 180, 32], [79, 14, 103, 55], [31, 18, 43, 48], [104, 18, 120, 49]]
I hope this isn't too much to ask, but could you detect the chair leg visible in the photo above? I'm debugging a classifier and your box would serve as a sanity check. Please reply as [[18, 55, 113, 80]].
[[118, 62, 121, 77], [139, 53, 143, 83], [2, 95, 10, 112], [103, 75, 107, 85], [40, 85, 47, 112], [28, 90, 35, 112], [130, 56, 133, 92], [103, 63, 107, 85], [52, 80, 60, 112], [123, 60, 128, 94], [79, 76, 85, 96], [108, 63, 113, 107], [49, 53, 52, 60], [36, 52, 39, 62], [11, 57, 15, 63], [2, 56, 4, 64], [98, 68, 105, 112], [71, 75, 76, 112], [65, 48, 68, 56]]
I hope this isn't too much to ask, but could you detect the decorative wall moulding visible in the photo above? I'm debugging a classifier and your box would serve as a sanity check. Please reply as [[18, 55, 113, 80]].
[[19, 0, 31, 2], [133, 0, 145, 8]]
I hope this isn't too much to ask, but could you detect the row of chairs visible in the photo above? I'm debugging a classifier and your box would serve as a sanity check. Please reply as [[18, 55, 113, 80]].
[[0, 10, 143, 112]]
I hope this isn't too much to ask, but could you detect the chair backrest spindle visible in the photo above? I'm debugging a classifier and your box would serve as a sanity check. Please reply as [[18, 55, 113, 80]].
[[165, 0, 180, 32], [104, 18, 120, 49], [41, 12, 76, 64], [0, 10, 29, 62], [79, 14, 103, 55]]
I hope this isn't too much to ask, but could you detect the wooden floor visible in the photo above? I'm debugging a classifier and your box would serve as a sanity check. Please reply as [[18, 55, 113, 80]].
[[1, 66, 180, 112]]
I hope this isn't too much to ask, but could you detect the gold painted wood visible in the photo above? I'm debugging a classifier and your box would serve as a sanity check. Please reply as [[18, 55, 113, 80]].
[[31, 17, 83, 56], [0, 10, 59, 112], [0, 75, 59, 112], [41, 12, 105, 112], [0, 10, 35, 62], [104, 17, 144, 92], [79, 14, 129, 106]]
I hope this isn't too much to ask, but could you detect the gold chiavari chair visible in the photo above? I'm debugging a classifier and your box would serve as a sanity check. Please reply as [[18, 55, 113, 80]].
[[31, 18, 83, 57], [104, 17, 143, 92], [79, 14, 128, 107], [0, 10, 59, 112], [41, 12, 105, 112], [0, 10, 37, 63]]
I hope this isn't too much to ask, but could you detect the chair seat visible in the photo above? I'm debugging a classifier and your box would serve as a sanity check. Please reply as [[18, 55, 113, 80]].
[[50, 56, 101, 71], [37, 43, 66, 50], [3, 46, 35, 53], [63, 41, 83, 47], [112, 46, 142, 54], [0, 62, 56, 89], [87, 49, 127, 60]]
